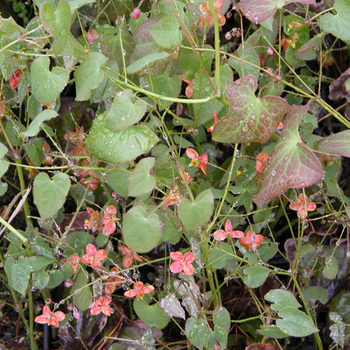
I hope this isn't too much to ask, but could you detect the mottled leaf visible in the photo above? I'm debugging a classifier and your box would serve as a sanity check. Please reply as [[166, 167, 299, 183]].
[[212, 75, 290, 143], [237, 0, 316, 24], [328, 68, 350, 101], [159, 294, 186, 319], [253, 104, 323, 207], [316, 130, 350, 158]]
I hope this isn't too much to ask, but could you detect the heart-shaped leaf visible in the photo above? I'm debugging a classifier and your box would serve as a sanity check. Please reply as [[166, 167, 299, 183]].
[[22, 109, 58, 137], [33, 173, 70, 219], [319, 0, 350, 42], [134, 299, 170, 329], [316, 130, 350, 158], [31, 56, 70, 104], [212, 75, 290, 144], [75, 52, 108, 101], [149, 14, 181, 49], [237, 0, 316, 24], [5, 257, 30, 296], [86, 113, 159, 163], [265, 289, 301, 311], [186, 317, 216, 350], [276, 307, 319, 337], [128, 157, 156, 197], [243, 266, 270, 288], [178, 189, 214, 231], [40, 0, 71, 54], [253, 104, 323, 207], [105, 89, 147, 131], [122, 205, 162, 253]]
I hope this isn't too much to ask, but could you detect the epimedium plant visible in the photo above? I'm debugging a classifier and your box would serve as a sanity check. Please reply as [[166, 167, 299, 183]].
[[1, 0, 350, 349]]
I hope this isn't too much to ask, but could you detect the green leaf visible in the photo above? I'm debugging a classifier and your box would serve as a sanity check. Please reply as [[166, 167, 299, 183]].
[[229, 42, 260, 82], [106, 165, 130, 197], [27, 256, 54, 271], [178, 189, 214, 231], [33, 173, 70, 220], [65, 231, 94, 255], [22, 109, 58, 137], [39, 0, 71, 54], [134, 299, 170, 329], [75, 52, 108, 101], [323, 256, 339, 280], [330, 291, 350, 325], [149, 14, 181, 49], [32, 269, 50, 289], [145, 67, 182, 110], [276, 307, 319, 337], [5, 257, 30, 296], [46, 264, 73, 289], [265, 289, 301, 311], [34, 236, 55, 259], [31, 56, 70, 104], [71, 270, 92, 311], [126, 52, 171, 75], [319, 0, 350, 42], [302, 286, 328, 304], [128, 157, 156, 197], [316, 130, 350, 158], [185, 317, 215, 350], [86, 113, 159, 163], [253, 104, 323, 207], [66, 0, 96, 13], [123, 205, 162, 253], [0, 143, 9, 194], [243, 266, 270, 288], [213, 306, 230, 346], [159, 210, 181, 244], [212, 75, 290, 143], [258, 325, 289, 339], [208, 242, 233, 269], [105, 89, 147, 131]]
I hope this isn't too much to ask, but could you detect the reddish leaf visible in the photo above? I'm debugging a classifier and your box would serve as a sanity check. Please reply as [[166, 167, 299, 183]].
[[212, 75, 290, 144], [328, 68, 350, 101], [237, 0, 316, 24], [316, 130, 350, 158], [252, 104, 323, 207]]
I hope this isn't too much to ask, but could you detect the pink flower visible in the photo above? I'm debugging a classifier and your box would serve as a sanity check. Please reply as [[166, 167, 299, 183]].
[[180, 170, 193, 184], [82, 244, 107, 270], [255, 152, 270, 174], [85, 29, 99, 44], [35, 305, 65, 327], [170, 251, 196, 275], [289, 193, 316, 221], [102, 205, 119, 235], [65, 253, 80, 273], [124, 281, 154, 298], [90, 296, 112, 316], [118, 246, 143, 269], [131, 8, 141, 20], [104, 266, 122, 294], [199, 0, 226, 27], [84, 207, 102, 233], [240, 230, 264, 250], [207, 111, 219, 132], [186, 148, 208, 175], [213, 219, 244, 241], [9, 69, 22, 89], [162, 185, 181, 211]]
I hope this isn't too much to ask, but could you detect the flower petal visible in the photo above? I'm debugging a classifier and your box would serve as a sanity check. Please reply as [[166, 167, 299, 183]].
[[170, 261, 184, 274], [86, 243, 97, 256], [170, 252, 183, 261], [213, 229, 227, 241], [186, 148, 199, 160]]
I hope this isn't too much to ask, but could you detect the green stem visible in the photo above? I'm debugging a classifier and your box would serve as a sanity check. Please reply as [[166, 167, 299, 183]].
[[103, 67, 218, 104], [28, 283, 38, 350], [208, 0, 221, 96], [0, 215, 27, 242]]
